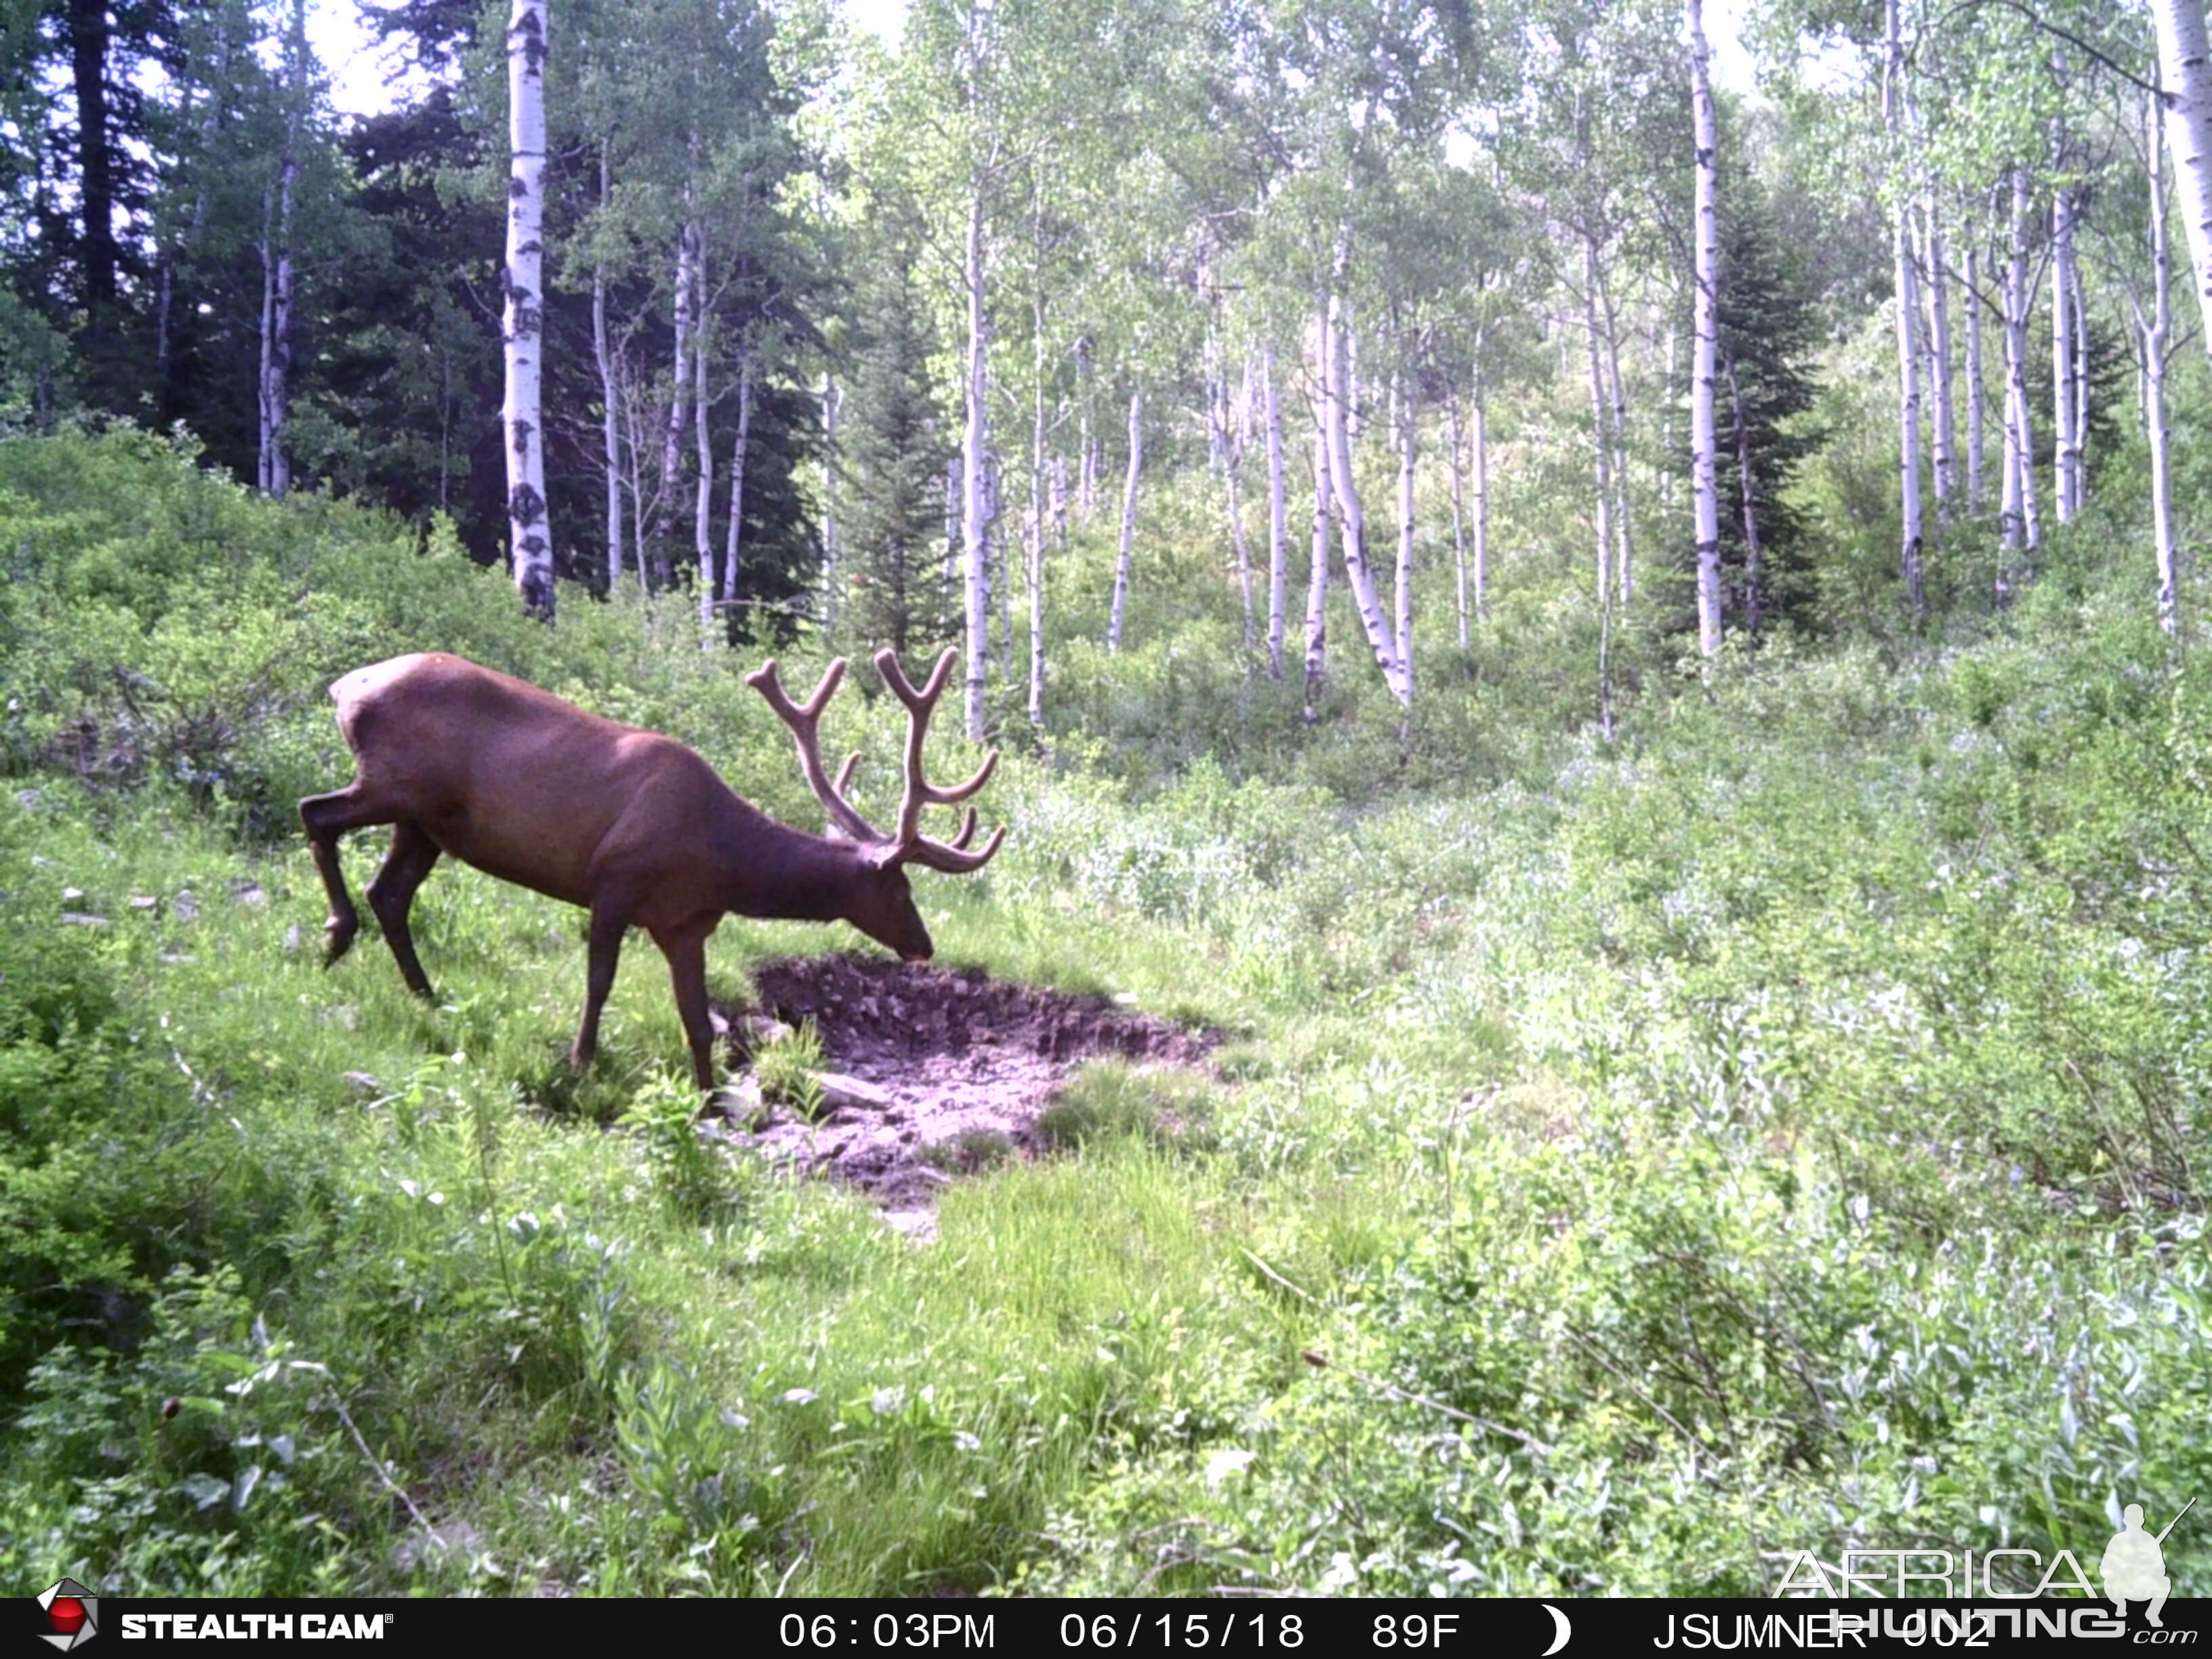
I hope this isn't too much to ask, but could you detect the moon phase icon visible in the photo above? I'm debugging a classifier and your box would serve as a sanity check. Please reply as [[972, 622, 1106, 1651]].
[[1539, 1603, 1572, 1656]]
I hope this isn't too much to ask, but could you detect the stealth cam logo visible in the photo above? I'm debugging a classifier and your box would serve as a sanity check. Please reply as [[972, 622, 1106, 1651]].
[[35, 1580, 98, 1652]]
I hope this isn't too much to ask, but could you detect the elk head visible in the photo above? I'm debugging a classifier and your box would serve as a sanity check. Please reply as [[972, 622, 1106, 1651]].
[[744, 646, 1006, 963]]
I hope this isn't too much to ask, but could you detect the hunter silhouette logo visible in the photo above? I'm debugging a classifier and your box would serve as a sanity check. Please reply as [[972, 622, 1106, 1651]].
[[34, 1580, 97, 1652], [2104, 1498, 2192, 1629]]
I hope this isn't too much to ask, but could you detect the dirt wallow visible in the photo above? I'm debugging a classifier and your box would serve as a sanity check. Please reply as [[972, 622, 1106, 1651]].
[[711, 952, 1214, 1231]]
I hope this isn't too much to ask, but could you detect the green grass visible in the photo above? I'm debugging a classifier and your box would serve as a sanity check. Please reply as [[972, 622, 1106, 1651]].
[[0, 428, 2209, 1598]]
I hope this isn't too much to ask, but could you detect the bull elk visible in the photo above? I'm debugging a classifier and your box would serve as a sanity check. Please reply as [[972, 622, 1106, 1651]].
[[298, 648, 1004, 1090]]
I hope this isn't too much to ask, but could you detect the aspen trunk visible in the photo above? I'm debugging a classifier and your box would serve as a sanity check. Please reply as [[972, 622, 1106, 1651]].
[[821, 374, 839, 625], [961, 182, 989, 738], [2070, 256, 2090, 506], [1304, 395, 1330, 721], [722, 350, 754, 608], [1029, 253, 1047, 725], [503, 0, 552, 619], [655, 217, 696, 593], [1583, 251, 1617, 616], [1965, 244, 1985, 510], [1600, 276, 1634, 605], [1107, 388, 1141, 651], [1472, 377, 1490, 623], [694, 293, 715, 647], [1688, 0, 1723, 653], [256, 184, 274, 495], [1228, 417, 1254, 653], [2004, 165, 2041, 562], [2152, 0, 2212, 359], [1883, 0, 1924, 614], [1320, 276, 1411, 704], [1263, 344, 1288, 678], [1445, 384, 1469, 651], [2144, 87, 2180, 634], [1393, 368, 1416, 699], [1923, 195, 1957, 514], [2051, 185, 2079, 524], [1893, 205, 1926, 611], [594, 157, 623, 594], [994, 450, 1012, 679]]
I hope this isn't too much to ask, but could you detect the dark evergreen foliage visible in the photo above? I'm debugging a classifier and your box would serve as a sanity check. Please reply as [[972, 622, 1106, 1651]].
[[832, 199, 956, 660]]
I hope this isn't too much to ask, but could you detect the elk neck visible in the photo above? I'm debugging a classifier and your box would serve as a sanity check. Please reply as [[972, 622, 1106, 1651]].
[[711, 798, 877, 924]]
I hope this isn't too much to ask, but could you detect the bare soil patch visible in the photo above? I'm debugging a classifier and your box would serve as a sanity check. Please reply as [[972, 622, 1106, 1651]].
[[713, 954, 1214, 1231]]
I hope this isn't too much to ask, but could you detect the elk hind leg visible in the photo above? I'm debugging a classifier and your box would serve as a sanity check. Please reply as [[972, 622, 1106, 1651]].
[[366, 821, 443, 999], [570, 901, 633, 1072], [298, 784, 398, 966]]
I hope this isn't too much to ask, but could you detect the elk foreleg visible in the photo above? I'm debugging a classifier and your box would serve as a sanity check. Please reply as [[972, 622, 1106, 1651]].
[[651, 921, 720, 1091], [571, 901, 633, 1073], [365, 823, 442, 999], [298, 785, 398, 966]]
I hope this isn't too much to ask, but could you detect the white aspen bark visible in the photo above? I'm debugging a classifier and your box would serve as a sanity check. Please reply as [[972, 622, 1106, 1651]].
[[1445, 384, 1469, 651], [1204, 331, 1224, 478], [992, 451, 1011, 679], [2139, 87, 2180, 633], [655, 216, 696, 591], [1894, 207, 1926, 608], [820, 373, 838, 625], [2005, 165, 2041, 556], [256, 184, 274, 495], [268, 186, 294, 499], [983, 449, 1006, 678], [1228, 410, 1254, 653], [1321, 279, 1412, 704], [504, 0, 552, 619], [1263, 344, 1288, 678], [694, 289, 715, 647], [1599, 275, 1634, 605], [1107, 386, 1141, 651], [2152, 0, 2212, 359], [1304, 391, 1330, 720], [1923, 195, 1957, 514], [594, 157, 622, 594], [1965, 244, 1985, 510], [961, 180, 989, 739], [2070, 255, 2090, 504], [623, 390, 649, 583], [1583, 244, 1618, 616], [1884, 0, 1924, 615], [1078, 341, 1095, 523], [721, 349, 754, 607], [1029, 242, 1047, 725], [1393, 367, 1416, 699], [2051, 185, 2078, 523], [264, 0, 304, 499], [1689, 0, 1723, 653], [1472, 376, 1490, 623]]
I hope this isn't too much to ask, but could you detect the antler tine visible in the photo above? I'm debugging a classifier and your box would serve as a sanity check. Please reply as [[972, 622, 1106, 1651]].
[[744, 655, 884, 844], [901, 822, 1008, 875], [872, 647, 1005, 861]]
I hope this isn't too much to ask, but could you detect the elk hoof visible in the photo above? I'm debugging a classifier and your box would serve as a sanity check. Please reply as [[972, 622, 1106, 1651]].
[[323, 915, 359, 965]]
